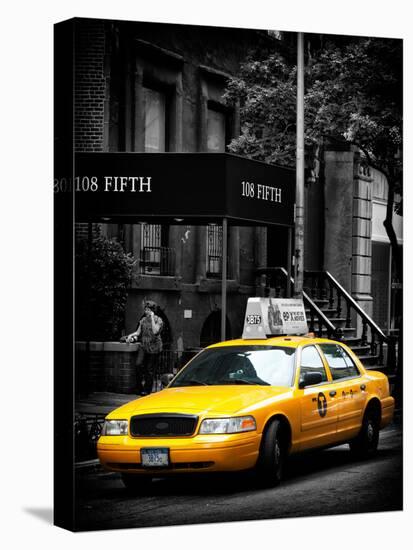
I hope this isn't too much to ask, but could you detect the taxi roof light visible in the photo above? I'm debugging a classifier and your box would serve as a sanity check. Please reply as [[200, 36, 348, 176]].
[[242, 297, 308, 340]]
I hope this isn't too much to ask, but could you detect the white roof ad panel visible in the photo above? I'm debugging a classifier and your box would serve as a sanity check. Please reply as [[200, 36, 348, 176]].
[[242, 298, 308, 339]]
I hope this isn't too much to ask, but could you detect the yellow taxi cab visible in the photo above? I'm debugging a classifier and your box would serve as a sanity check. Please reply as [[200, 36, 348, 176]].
[[97, 299, 394, 490]]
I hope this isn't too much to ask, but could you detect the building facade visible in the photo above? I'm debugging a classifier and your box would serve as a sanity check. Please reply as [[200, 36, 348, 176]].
[[73, 18, 402, 368], [74, 18, 283, 358]]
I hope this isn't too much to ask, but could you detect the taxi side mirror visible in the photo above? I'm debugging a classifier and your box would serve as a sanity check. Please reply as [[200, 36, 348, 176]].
[[299, 371, 323, 389]]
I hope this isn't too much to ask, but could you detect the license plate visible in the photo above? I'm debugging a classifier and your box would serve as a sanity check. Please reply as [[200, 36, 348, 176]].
[[141, 448, 169, 468]]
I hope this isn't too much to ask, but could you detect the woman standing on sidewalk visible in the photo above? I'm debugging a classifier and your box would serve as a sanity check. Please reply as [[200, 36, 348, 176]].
[[127, 300, 163, 395]]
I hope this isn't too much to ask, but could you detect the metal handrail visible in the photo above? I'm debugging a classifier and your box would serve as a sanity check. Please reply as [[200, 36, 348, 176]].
[[304, 270, 393, 368], [320, 271, 388, 343], [302, 290, 336, 336], [254, 267, 393, 369], [255, 266, 337, 337]]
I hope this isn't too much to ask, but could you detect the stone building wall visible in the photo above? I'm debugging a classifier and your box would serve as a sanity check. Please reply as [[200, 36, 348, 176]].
[[323, 144, 355, 291], [323, 143, 376, 337], [72, 18, 274, 351]]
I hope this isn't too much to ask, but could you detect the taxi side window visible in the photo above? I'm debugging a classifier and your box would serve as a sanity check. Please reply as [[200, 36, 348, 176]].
[[319, 344, 360, 380], [300, 346, 328, 383]]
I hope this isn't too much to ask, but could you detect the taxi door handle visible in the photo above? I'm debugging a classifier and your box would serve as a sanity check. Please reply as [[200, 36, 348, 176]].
[[329, 390, 337, 397], [360, 384, 366, 391]]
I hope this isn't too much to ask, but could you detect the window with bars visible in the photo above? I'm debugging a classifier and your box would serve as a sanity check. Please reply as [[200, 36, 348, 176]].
[[141, 89, 163, 274], [206, 224, 230, 278], [140, 223, 175, 276]]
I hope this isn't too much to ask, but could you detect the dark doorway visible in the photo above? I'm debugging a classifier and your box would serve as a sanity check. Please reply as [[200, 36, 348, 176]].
[[200, 311, 231, 347], [267, 226, 289, 268], [371, 241, 390, 331]]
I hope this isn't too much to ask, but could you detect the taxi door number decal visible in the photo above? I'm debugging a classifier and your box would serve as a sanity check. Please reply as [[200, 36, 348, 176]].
[[317, 392, 327, 417]]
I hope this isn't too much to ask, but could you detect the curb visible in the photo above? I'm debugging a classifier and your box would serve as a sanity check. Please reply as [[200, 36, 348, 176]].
[[75, 458, 101, 472]]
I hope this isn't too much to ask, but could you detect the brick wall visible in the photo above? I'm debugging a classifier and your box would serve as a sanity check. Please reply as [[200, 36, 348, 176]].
[[75, 342, 140, 394], [74, 19, 106, 152]]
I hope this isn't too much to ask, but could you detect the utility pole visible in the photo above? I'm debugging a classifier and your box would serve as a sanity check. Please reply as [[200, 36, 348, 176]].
[[294, 31, 305, 298], [221, 217, 228, 341]]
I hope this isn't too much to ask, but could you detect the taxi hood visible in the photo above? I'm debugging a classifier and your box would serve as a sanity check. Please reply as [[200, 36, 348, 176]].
[[108, 385, 292, 418]]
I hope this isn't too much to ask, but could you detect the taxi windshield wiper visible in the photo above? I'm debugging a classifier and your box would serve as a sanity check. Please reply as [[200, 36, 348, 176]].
[[219, 379, 264, 385]]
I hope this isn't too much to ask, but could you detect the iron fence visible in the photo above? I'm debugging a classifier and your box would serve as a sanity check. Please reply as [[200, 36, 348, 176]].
[[75, 413, 106, 462], [140, 246, 176, 275]]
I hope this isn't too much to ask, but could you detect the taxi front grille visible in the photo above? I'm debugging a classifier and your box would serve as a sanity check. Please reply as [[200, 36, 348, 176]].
[[130, 414, 198, 437]]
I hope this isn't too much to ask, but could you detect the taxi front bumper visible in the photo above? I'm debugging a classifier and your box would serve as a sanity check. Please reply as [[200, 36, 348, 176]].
[[97, 432, 261, 474]]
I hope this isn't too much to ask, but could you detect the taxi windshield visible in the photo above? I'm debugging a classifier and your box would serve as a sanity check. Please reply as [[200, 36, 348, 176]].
[[170, 346, 296, 388]]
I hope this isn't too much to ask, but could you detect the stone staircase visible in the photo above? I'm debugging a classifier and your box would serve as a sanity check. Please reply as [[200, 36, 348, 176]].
[[305, 298, 380, 369], [255, 267, 396, 374]]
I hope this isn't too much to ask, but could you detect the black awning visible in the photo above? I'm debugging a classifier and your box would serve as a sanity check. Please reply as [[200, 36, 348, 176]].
[[74, 152, 295, 227]]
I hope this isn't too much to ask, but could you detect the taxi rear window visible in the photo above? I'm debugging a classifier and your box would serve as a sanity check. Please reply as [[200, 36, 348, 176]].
[[319, 343, 360, 380]]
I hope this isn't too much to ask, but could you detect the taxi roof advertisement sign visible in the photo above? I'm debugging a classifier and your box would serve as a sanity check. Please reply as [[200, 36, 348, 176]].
[[242, 298, 308, 339]]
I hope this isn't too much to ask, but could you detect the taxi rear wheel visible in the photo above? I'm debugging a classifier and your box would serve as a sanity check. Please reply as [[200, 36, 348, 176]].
[[256, 419, 286, 487], [349, 408, 380, 458], [121, 473, 153, 493]]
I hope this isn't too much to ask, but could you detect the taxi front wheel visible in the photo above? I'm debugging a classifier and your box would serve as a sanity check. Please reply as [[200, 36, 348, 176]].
[[256, 419, 286, 487]]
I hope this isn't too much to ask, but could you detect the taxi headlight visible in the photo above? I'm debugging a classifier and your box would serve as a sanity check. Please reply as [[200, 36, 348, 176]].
[[102, 420, 128, 436], [199, 416, 256, 434]]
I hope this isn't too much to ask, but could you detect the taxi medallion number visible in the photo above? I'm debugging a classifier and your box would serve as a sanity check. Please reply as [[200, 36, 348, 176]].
[[246, 314, 262, 325], [141, 448, 169, 467]]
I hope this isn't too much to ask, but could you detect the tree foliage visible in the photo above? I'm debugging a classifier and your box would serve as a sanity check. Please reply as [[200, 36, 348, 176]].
[[224, 34, 403, 273], [224, 52, 297, 165], [225, 35, 402, 181], [75, 235, 136, 341]]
